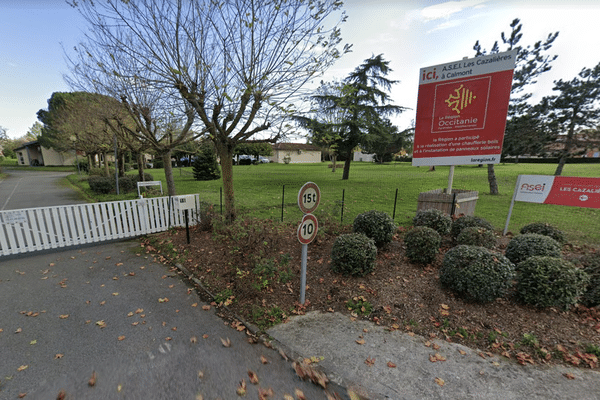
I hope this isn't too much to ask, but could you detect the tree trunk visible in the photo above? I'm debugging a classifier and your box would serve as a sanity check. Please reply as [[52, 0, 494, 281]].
[[216, 144, 236, 222], [137, 153, 145, 181], [162, 150, 177, 196], [555, 125, 576, 176], [331, 154, 337, 173], [103, 151, 109, 176], [429, 165, 436, 171], [342, 156, 352, 180], [119, 152, 125, 177], [487, 164, 499, 195]]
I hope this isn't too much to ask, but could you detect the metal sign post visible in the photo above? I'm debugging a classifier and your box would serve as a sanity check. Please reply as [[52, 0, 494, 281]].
[[297, 182, 320, 304], [173, 195, 196, 244]]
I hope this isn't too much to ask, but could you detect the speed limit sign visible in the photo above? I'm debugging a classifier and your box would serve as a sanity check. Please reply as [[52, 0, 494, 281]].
[[297, 214, 318, 245], [298, 182, 320, 214]]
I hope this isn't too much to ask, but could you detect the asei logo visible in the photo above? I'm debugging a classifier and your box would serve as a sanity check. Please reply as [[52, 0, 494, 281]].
[[520, 182, 546, 193]]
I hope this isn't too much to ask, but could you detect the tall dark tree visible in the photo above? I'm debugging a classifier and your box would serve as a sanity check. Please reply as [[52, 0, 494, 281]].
[[299, 55, 406, 179], [193, 141, 221, 181], [474, 18, 559, 194], [543, 63, 600, 175], [361, 118, 412, 163]]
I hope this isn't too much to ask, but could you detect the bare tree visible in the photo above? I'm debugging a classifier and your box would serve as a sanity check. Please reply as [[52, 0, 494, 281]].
[[66, 0, 348, 221]]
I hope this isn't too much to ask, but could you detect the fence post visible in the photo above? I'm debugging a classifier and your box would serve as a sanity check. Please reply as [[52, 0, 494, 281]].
[[220, 187, 223, 215], [393, 188, 398, 219], [340, 189, 345, 223], [281, 184, 285, 222]]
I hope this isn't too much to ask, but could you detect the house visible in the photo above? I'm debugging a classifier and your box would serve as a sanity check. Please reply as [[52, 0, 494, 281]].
[[270, 143, 322, 163], [353, 149, 375, 162], [13, 141, 77, 166]]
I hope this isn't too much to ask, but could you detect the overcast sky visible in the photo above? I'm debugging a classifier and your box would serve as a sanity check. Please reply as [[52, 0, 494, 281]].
[[1, 0, 599, 140]]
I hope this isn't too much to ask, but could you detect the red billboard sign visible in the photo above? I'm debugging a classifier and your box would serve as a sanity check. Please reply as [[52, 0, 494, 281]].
[[413, 51, 517, 166], [514, 175, 600, 209]]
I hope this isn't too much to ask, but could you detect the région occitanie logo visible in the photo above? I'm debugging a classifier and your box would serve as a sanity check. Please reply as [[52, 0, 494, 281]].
[[444, 84, 476, 115]]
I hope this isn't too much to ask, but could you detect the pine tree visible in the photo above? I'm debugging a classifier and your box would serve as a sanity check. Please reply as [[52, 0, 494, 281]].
[[193, 146, 221, 181]]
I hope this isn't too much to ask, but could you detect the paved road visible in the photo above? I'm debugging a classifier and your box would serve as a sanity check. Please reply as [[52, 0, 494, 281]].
[[0, 169, 86, 211], [0, 240, 346, 399]]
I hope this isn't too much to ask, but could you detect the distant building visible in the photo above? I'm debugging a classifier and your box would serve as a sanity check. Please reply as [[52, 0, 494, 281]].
[[353, 149, 375, 162], [270, 143, 321, 163], [13, 141, 77, 166]]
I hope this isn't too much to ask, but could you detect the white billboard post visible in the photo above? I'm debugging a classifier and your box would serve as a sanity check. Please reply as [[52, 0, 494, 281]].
[[297, 182, 320, 305]]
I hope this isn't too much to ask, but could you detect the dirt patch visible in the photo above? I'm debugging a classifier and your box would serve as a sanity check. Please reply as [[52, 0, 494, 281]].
[[143, 218, 600, 370]]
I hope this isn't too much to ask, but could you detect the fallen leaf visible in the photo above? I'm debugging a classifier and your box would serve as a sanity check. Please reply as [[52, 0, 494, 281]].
[[190, 336, 198, 344], [117, 384, 122, 392], [55, 354, 64, 359], [96, 320, 106, 328], [88, 371, 97, 386], [564, 372, 575, 380], [172, 327, 177, 331], [17, 365, 28, 372], [191, 303, 198, 307], [435, 353, 447, 361], [221, 337, 231, 347], [441, 304, 450, 310], [202, 305, 210, 311], [236, 379, 247, 396], [260, 355, 269, 364], [18, 393, 27, 398], [57, 389, 66, 400], [30, 340, 37, 345], [387, 361, 397, 368], [195, 394, 203, 400], [127, 312, 134, 317], [197, 371, 204, 379], [202, 334, 209, 339], [165, 337, 172, 341], [15, 327, 22, 334], [434, 377, 445, 387], [59, 314, 69, 319], [248, 370, 259, 384], [118, 336, 126, 341], [258, 387, 274, 399], [116, 262, 123, 266], [355, 339, 365, 345], [99, 301, 106, 306], [364, 357, 375, 366], [112, 293, 119, 296], [459, 349, 467, 355], [284, 395, 294, 400], [158, 298, 169, 303], [295, 388, 307, 400], [135, 308, 144, 314]]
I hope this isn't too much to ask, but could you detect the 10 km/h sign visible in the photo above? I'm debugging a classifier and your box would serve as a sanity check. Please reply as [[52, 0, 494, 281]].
[[297, 213, 318, 245]]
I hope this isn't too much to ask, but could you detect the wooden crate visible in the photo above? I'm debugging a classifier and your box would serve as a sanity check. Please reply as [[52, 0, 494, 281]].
[[417, 189, 479, 216]]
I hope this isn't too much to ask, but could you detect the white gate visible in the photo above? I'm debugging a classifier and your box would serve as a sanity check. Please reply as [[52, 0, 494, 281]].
[[0, 195, 200, 256]]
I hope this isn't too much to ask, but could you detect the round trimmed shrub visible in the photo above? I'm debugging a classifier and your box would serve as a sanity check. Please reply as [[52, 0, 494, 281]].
[[456, 227, 496, 249], [413, 208, 452, 236], [451, 215, 494, 239], [516, 256, 589, 309], [440, 245, 515, 303], [579, 253, 600, 307], [330, 233, 377, 277], [520, 222, 566, 244], [505, 234, 562, 265], [404, 226, 441, 265], [353, 210, 396, 247]]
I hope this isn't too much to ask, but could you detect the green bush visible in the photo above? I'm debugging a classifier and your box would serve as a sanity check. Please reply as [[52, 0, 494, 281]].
[[520, 222, 566, 244], [413, 208, 452, 235], [193, 148, 221, 181], [353, 210, 396, 247], [404, 226, 441, 265], [88, 176, 114, 194], [440, 245, 515, 304], [579, 253, 600, 307], [505, 234, 562, 265], [451, 215, 494, 239], [330, 233, 377, 277], [89, 167, 115, 177], [153, 158, 164, 169], [516, 256, 589, 309], [456, 227, 496, 249]]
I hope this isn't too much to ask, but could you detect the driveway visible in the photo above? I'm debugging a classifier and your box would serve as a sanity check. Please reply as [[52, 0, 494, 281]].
[[0, 169, 87, 211], [0, 240, 346, 399]]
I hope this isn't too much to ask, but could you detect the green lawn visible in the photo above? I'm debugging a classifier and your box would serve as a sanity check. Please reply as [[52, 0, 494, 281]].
[[70, 161, 600, 245]]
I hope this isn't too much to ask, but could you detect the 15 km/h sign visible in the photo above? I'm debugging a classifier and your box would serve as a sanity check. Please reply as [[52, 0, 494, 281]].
[[297, 214, 318, 245], [298, 182, 320, 214]]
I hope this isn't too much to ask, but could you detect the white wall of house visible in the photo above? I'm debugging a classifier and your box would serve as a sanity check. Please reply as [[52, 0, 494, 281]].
[[353, 151, 375, 162], [271, 149, 321, 163]]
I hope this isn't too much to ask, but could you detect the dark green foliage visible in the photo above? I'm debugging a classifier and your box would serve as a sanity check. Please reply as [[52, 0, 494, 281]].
[[153, 158, 164, 169], [441, 245, 515, 304], [88, 173, 155, 194], [404, 226, 441, 265], [520, 222, 566, 244], [88, 176, 114, 194], [451, 215, 494, 239], [330, 233, 377, 277], [352, 210, 396, 247], [413, 208, 452, 235], [193, 147, 221, 181], [516, 256, 589, 309], [457, 227, 496, 249], [505, 234, 562, 265], [579, 253, 600, 307]]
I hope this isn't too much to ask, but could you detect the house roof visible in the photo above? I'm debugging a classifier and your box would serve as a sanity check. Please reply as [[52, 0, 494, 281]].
[[13, 140, 40, 152], [272, 143, 321, 152]]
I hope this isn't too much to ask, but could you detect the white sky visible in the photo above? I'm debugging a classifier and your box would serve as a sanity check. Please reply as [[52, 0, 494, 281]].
[[1, 0, 599, 139]]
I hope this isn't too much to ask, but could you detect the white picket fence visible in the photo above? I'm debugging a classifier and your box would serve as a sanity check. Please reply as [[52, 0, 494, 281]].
[[0, 195, 200, 256]]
